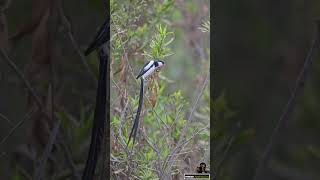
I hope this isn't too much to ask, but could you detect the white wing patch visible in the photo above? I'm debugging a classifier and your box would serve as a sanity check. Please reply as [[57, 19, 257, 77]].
[[144, 60, 154, 70]]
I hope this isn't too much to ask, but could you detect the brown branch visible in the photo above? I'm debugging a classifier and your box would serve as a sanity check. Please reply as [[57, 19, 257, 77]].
[[253, 20, 320, 180]]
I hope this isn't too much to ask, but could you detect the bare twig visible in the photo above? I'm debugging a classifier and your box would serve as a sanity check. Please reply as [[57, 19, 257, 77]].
[[0, 112, 12, 125], [0, 48, 43, 108], [118, 98, 131, 153], [17, 165, 33, 180], [61, 141, 81, 179], [160, 71, 209, 179], [215, 136, 235, 177], [253, 21, 320, 180], [0, 107, 36, 147], [111, 78, 134, 116], [34, 77, 59, 180], [34, 120, 60, 180], [57, 1, 97, 84], [141, 129, 163, 178]]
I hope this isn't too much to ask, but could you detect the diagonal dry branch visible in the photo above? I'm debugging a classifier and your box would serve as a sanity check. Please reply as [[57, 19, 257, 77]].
[[0, 107, 36, 147], [253, 20, 320, 180], [57, 1, 97, 84], [0, 48, 43, 108], [0, 112, 12, 125], [161, 70, 209, 176]]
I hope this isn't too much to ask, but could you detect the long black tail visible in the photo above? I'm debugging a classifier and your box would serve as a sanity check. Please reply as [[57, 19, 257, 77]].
[[127, 78, 144, 146], [82, 50, 107, 180], [84, 17, 109, 56]]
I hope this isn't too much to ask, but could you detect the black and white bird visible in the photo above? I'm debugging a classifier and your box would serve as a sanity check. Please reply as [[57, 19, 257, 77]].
[[82, 15, 109, 180], [136, 60, 165, 80], [127, 60, 165, 147], [84, 16, 109, 56]]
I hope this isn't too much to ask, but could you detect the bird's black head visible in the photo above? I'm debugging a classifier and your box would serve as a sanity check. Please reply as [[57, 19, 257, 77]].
[[155, 60, 165, 68]]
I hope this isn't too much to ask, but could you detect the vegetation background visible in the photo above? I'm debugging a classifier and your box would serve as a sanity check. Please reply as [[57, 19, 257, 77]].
[[0, 0, 209, 179], [214, 0, 320, 180], [110, 0, 210, 179]]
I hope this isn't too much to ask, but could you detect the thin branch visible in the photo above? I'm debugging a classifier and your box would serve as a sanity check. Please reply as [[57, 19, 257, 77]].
[[141, 129, 163, 178], [161, 70, 209, 179], [17, 165, 33, 180], [170, 125, 209, 159], [253, 20, 320, 180], [215, 135, 235, 177], [118, 98, 131, 153], [34, 2, 60, 176], [34, 58, 59, 180], [0, 48, 43, 108], [57, 1, 97, 84], [34, 120, 60, 180], [0, 107, 36, 147], [0, 48, 65, 180], [61, 141, 81, 179], [0, 112, 12, 125], [0, 47, 64, 140]]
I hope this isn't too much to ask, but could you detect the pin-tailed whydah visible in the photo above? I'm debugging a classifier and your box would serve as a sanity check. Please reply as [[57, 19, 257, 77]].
[[82, 16, 109, 180], [127, 60, 165, 147]]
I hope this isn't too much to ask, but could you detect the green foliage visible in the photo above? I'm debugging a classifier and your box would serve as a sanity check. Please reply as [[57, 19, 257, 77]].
[[111, 0, 175, 63], [113, 84, 197, 178], [144, 24, 174, 59], [110, 0, 210, 179], [56, 102, 94, 155]]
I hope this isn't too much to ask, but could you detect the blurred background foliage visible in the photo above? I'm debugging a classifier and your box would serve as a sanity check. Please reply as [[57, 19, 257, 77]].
[[0, 0, 210, 180], [110, 0, 210, 179], [0, 0, 108, 179], [215, 0, 320, 180]]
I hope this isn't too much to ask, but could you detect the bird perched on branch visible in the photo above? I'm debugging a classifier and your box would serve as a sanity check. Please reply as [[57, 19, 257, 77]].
[[136, 60, 165, 80], [127, 60, 165, 147]]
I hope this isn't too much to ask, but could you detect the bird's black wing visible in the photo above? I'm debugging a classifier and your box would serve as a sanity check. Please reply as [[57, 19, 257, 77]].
[[127, 78, 144, 146], [136, 61, 153, 79], [84, 16, 110, 56]]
